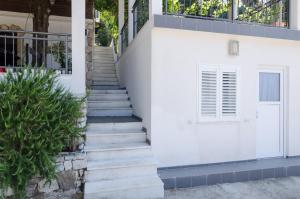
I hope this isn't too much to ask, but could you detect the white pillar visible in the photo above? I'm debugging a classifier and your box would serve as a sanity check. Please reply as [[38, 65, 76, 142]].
[[290, 1, 300, 30], [118, 0, 125, 54], [228, 0, 238, 20], [72, 0, 86, 95], [128, 0, 134, 43], [149, 0, 162, 16]]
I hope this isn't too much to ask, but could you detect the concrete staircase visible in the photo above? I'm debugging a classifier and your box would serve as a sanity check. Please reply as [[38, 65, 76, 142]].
[[84, 46, 164, 199]]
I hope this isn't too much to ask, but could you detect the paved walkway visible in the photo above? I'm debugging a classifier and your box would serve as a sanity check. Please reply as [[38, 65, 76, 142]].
[[165, 176, 300, 199]]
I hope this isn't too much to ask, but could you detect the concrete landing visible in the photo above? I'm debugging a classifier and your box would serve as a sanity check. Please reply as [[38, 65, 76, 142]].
[[159, 157, 300, 189]]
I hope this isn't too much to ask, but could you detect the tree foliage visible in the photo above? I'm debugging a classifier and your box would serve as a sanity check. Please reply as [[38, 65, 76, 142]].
[[95, 0, 119, 47], [0, 68, 85, 198]]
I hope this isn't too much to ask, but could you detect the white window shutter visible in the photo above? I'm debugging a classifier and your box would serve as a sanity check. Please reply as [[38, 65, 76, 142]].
[[222, 71, 237, 117], [200, 70, 218, 118]]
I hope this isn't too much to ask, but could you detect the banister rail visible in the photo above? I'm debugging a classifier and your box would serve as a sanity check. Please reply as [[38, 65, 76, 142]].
[[0, 29, 72, 74], [163, 0, 289, 28], [121, 20, 129, 53]]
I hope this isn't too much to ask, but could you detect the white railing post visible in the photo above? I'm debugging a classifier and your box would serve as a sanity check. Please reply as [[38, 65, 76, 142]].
[[71, 0, 86, 95], [149, 0, 163, 16], [118, 0, 125, 54], [290, 1, 300, 30], [128, 0, 134, 43]]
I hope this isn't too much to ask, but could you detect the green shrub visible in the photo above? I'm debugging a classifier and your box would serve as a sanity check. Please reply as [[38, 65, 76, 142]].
[[0, 68, 85, 198]]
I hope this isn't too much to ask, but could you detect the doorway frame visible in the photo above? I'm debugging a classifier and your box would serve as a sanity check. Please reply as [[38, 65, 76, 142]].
[[256, 68, 285, 159]]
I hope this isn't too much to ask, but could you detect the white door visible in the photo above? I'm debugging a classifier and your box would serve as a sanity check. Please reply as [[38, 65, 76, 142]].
[[256, 70, 283, 158]]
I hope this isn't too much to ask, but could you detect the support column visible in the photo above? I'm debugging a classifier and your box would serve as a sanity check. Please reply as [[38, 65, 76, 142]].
[[72, 0, 86, 95], [149, 0, 162, 16], [290, 1, 300, 30], [128, 0, 134, 43], [228, 0, 238, 20], [118, 0, 125, 54]]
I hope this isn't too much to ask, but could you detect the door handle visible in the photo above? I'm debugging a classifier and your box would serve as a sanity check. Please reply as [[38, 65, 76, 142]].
[[256, 111, 259, 119]]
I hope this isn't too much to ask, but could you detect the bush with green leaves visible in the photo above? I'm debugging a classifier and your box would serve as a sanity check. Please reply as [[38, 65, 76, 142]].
[[0, 68, 85, 198]]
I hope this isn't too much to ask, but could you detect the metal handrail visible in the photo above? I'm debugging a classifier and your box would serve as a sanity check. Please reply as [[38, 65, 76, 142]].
[[0, 30, 72, 74], [163, 0, 289, 28], [0, 29, 71, 37]]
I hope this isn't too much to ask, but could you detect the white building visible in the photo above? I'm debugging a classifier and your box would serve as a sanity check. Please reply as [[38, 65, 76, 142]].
[[117, 0, 300, 189], [2, 0, 300, 197]]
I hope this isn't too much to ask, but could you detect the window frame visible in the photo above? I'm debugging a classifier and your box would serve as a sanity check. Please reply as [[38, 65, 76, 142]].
[[198, 64, 240, 122]]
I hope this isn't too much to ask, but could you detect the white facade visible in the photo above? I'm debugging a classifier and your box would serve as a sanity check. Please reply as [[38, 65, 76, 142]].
[[118, 0, 300, 167]]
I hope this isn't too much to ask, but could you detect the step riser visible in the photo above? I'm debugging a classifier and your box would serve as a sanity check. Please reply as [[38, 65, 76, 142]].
[[84, 185, 164, 199], [87, 109, 133, 117], [93, 59, 114, 63], [92, 78, 118, 82], [90, 90, 126, 94], [86, 148, 152, 162], [88, 101, 131, 108], [93, 70, 116, 74], [93, 69, 115, 73], [86, 133, 146, 145], [87, 122, 143, 131], [92, 74, 117, 78], [92, 81, 119, 85], [93, 61, 114, 64], [93, 65, 115, 69], [85, 166, 157, 182], [91, 85, 120, 90], [88, 95, 128, 101]]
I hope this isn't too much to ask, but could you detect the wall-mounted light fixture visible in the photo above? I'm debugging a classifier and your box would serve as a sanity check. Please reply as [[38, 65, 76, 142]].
[[228, 40, 239, 56]]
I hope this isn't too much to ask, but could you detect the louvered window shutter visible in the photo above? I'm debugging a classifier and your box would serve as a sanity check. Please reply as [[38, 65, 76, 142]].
[[222, 71, 237, 117], [200, 70, 218, 118]]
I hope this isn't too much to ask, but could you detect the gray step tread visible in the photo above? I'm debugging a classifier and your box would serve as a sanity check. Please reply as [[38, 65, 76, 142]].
[[87, 157, 156, 171], [85, 175, 163, 194], [86, 129, 145, 136], [87, 116, 141, 123], [89, 90, 126, 94], [84, 142, 150, 152]]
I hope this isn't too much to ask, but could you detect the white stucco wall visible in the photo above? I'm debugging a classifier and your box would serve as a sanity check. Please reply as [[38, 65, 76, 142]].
[[150, 28, 300, 167], [117, 21, 152, 139]]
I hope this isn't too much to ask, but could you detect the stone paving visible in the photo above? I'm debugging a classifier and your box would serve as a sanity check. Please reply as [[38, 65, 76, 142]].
[[165, 176, 300, 199]]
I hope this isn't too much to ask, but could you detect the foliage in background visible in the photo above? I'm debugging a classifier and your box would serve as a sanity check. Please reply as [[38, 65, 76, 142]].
[[95, 0, 119, 47], [165, 0, 286, 26], [51, 42, 72, 71], [0, 69, 85, 198], [96, 11, 118, 47]]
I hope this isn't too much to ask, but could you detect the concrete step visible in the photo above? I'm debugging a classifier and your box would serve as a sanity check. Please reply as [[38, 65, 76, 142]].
[[92, 73, 117, 78], [92, 81, 119, 86], [94, 47, 113, 52], [86, 129, 146, 145], [85, 157, 158, 181], [88, 93, 128, 101], [93, 66, 115, 71], [91, 85, 121, 90], [85, 142, 152, 161], [89, 89, 126, 95], [88, 100, 131, 108], [93, 61, 114, 65], [93, 57, 114, 62], [87, 107, 133, 117], [93, 69, 116, 74], [84, 175, 164, 199], [92, 77, 118, 82], [87, 122, 143, 131]]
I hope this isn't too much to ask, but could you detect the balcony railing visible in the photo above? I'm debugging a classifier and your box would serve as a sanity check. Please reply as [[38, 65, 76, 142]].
[[163, 0, 289, 28], [121, 20, 129, 53], [0, 30, 72, 74], [133, 0, 149, 37]]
